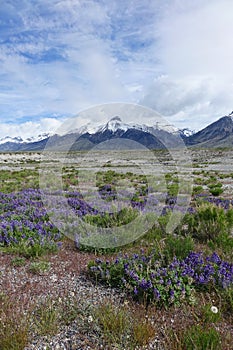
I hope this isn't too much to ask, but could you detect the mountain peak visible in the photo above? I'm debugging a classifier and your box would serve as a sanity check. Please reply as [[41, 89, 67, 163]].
[[109, 116, 122, 122], [225, 111, 233, 122], [99, 117, 129, 133]]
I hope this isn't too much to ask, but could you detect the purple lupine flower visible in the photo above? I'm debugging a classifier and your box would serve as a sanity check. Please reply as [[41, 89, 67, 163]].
[[170, 289, 175, 297], [153, 288, 160, 299], [209, 252, 222, 265]]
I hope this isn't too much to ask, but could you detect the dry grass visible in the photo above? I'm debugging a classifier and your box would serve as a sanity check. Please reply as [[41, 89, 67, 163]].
[[0, 293, 29, 350], [94, 299, 157, 349]]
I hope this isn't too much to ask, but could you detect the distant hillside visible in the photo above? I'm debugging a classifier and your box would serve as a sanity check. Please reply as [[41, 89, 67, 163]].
[[186, 112, 233, 148]]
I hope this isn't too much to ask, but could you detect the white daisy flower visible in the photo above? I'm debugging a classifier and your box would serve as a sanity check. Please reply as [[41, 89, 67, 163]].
[[88, 315, 93, 323], [211, 306, 218, 314]]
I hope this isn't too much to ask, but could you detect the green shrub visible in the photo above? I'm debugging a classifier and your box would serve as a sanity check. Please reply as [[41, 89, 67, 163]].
[[219, 286, 233, 316], [4, 240, 59, 258], [208, 182, 223, 189], [10, 256, 26, 267], [84, 206, 138, 228], [164, 235, 194, 262], [192, 185, 204, 195], [184, 203, 233, 243], [167, 183, 179, 197], [209, 187, 224, 196], [208, 182, 223, 196], [208, 232, 233, 256], [158, 211, 172, 234], [28, 260, 51, 274], [194, 177, 205, 185]]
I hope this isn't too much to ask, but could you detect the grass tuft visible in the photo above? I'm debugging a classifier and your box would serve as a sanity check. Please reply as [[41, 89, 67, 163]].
[[0, 293, 29, 350], [94, 300, 156, 349]]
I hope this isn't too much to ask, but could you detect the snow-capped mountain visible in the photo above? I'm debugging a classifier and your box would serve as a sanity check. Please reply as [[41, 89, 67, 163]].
[[73, 116, 179, 136], [97, 116, 130, 133], [0, 133, 50, 145], [1, 112, 233, 151], [0, 136, 24, 145], [24, 133, 51, 143], [0, 133, 51, 152], [62, 116, 182, 151]]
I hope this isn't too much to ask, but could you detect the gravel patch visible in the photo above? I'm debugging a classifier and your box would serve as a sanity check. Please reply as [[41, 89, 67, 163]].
[[0, 241, 164, 350]]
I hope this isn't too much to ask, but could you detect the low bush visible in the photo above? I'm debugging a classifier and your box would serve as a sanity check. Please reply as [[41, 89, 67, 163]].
[[208, 231, 233, 257], [88, 251, 233, 308], [219, 286, 233, 316], [84, 206, 138, 228], [28, 260, 51, 274], [164, 234, 194, 262], [209, 186, 224, 196], [184, 203, 233, 242], [192, 185, 205, 195]]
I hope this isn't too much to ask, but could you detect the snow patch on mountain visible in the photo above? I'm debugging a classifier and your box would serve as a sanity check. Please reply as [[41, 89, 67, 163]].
[[0, 136, 23, 145], [0, 133, 50, 145], [179, 128, 194, 137], [25, 133, 51, 143], [152, 122, 179, 134], [97, 116, 130, 133], [76, 116, 179, 136]]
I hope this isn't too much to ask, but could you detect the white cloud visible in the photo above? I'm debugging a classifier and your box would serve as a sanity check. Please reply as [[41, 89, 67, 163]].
[[0, 4, 126, 122], [158, 0, 233, 77], [0, 118, 63, 139], [141, 0, 233, 130], [1, 0, 233, 134], [141, 75, 233, 130], [56, 102, 171, 136]]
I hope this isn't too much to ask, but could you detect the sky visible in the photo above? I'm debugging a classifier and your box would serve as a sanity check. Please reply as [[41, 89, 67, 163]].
[[1, 0, 233, 139]]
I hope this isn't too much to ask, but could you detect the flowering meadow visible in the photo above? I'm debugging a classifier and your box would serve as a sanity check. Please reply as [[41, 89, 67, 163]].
[[0, 189, 59, 245], [0, 188, 97, 257], [0, 163, 233, 349]]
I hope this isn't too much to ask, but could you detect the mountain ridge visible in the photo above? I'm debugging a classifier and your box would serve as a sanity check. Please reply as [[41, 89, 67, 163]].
[[0, 112, 232, 151], [186, 112, 233, 148]]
